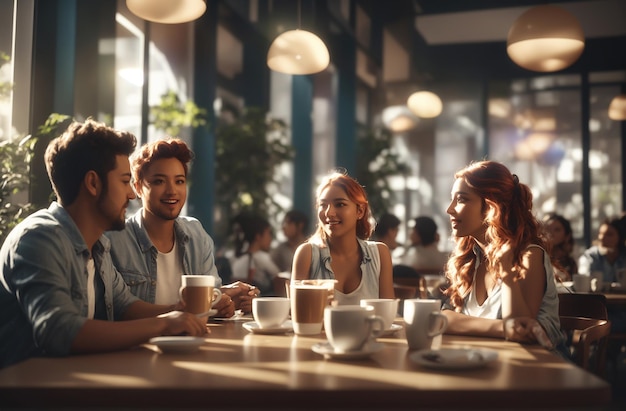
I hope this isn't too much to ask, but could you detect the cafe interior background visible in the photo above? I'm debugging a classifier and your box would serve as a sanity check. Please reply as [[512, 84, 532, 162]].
[[0, 0, 625, 257]]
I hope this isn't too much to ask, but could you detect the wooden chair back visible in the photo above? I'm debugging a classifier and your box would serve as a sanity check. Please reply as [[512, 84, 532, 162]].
[[559, 316, 611, 377], [273, 275, 290, 297], [558, 293, 608, 320], [393, 265, 429, 298]]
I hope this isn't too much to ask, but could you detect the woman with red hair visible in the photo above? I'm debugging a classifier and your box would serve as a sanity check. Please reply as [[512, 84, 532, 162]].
[[442, 161, 564, 351], [292, 170, 395, 304]]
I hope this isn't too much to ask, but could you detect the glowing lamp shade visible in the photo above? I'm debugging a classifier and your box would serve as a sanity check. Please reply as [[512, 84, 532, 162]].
[[267, 30, 330, 75], [126, 0, 206, 24], [507, 5, 584, 72], [382, 106, 418, 132], [608, 94, 626, 121], [407, 91, 443, 118]]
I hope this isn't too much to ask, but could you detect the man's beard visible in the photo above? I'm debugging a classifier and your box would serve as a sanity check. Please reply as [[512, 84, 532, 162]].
[[96, 188, 127, 231], [153, 205, 181, 222]]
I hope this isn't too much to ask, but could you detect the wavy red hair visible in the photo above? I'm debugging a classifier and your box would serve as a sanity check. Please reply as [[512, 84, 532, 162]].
[[444, 161, 549, 310]]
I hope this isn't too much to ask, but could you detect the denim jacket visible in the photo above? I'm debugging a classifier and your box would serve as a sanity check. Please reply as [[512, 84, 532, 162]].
[[0, 202, 138, 368], [106, 209, 221, 303]]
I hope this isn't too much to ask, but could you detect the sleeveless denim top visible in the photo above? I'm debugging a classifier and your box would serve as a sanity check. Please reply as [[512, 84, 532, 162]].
[[308, 238, 381, 305]]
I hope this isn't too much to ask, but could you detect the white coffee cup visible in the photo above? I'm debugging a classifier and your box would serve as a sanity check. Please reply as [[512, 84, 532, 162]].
[[324, 305, 385, 353], [359, 298, 399, 330], [573, 274, 591, 293], [403, 299, 448, 350], [253, 297, 290, 329], [179, 275, 222, 316]]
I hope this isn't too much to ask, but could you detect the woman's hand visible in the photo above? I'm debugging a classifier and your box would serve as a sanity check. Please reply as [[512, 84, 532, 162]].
[[503, 317, 552, 349]]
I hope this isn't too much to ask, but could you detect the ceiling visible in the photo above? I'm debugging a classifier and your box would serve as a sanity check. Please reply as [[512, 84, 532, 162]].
[[379, 0, 626, 82]]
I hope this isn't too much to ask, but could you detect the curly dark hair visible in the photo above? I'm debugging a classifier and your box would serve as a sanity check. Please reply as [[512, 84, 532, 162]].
[[44, 119, 136, 206]]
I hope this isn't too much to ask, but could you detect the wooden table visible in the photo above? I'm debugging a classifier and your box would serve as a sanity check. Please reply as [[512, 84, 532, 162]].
[[604, 292, 626, 306], [0, 317, 611, 409]]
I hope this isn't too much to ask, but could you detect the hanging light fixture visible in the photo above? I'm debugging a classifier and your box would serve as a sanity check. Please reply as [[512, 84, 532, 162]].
[[126, 0, 206, 24], [407, 91, 443, 118], [608, 94, 626, 121], [267, 1, 330, 75], [507, 5, 584, 72], [382, 106, 419, 132]]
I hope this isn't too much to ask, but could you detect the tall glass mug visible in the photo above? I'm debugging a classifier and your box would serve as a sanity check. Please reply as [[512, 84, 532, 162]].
[[289, 281, 328, 335], [179, 275, 222, 316], [288, 279, 337, 306]]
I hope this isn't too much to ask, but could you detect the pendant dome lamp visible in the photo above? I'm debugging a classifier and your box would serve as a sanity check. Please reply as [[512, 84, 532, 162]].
[[267, 1, 330, 75], [507, 5, 584, 72], [126, 0, 206, 24], [407, 91, 443, 119], [608, 94, 626, 121]]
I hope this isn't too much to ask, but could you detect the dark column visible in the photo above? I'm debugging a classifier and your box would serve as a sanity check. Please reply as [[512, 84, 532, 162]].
[[334, 32, 356, 173], [291, 75, 313, 218], [30, 0, 77, 208], [188, 0, 218, 235]]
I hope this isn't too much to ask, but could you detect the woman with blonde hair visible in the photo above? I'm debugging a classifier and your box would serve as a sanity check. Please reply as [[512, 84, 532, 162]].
[[442, 161, 564, 351], [292, 170, 395, 304]]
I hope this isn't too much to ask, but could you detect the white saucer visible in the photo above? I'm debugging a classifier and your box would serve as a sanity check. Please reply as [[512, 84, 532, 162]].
[[195, 308, 218, 318], [378, 323, 403, 337], [242, 320, 293, 334], [410, 348, 498, 370], [311, 341, 384, 360], [149, 336, 206, 354]]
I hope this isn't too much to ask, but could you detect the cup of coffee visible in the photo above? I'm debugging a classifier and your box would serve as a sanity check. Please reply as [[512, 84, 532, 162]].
[[253, 297, 290, 328], [359, 298, 399, 331], [288, 279, 337, 306], [403, 299, 448, 350], [179, 275, 222, 316], [324, 305, 385, 352], [290, 282, 328, 335], [573, 274, 591, 293]]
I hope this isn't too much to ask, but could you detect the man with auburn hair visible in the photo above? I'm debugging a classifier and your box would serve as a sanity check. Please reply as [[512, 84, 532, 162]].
[[0, 119, 207, 369], [106, 138, 258, 317]]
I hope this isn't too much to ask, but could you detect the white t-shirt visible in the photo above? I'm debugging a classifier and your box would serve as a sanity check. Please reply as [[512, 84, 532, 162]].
[[155, 240, 183, 305], [400, 244, 448, 272], [86, 258, 95, 319]]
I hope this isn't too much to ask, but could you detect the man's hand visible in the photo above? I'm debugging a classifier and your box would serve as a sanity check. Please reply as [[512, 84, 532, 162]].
[[212, 293, 235, 318], [157, 311, 209, 336], [221, 281, 259, 314]]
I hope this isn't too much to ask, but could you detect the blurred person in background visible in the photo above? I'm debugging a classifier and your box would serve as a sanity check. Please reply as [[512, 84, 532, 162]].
[[270, 209, 309, 273], [400, 215, 449, 273], [542, 213, 577, 282]]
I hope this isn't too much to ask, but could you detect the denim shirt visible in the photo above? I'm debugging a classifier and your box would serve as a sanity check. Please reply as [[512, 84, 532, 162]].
[[0, 202, 139, 368], [578, 245, 626, 282], [105, 209, 221, 303]]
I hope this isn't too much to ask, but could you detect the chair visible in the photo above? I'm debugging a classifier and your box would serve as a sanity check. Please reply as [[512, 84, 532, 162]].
[[559, 316, 611, 376], [273, 275, 290, 297], [393, 284, 417, 300], [558, 293, 608, 320], [393, 264, 426, 298]]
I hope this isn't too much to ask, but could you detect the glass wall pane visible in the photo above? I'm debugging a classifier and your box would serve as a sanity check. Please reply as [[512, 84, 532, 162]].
[[489, 76, 584, 251], [589, 84, 623, 237], [0, 0, 14, 139]]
